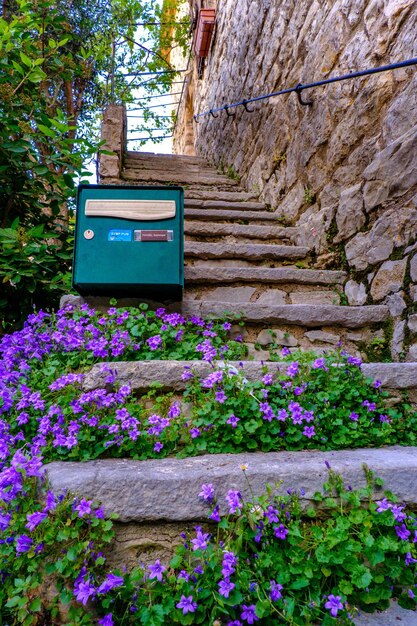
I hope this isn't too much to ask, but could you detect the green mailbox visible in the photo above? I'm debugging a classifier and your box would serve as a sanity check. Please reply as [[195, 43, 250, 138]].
[[73, 184, 184, 300]]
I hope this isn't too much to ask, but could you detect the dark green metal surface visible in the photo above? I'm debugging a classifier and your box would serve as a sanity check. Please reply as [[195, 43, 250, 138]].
[[73, 185, 184, 300]]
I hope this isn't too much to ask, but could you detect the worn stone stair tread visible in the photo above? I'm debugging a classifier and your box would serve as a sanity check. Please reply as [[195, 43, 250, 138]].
[[185, 199, 267, 210], [185, 208, 282, 221], [178, 301, 389, 327], [354, 602, 417, 626], [83, 360, 417, 393], [125, 151, 207, 165], [184, 222, 295, 240], [44, 446, 417, 522], [122, 168, 239, 186], [125, 161, 220, 176], [184, 265, 347, 285], [185, 189, 257, 202], [184, 242, 310, 260]]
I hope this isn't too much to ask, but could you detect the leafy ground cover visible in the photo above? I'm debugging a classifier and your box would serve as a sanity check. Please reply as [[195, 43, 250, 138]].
[[0, 304, 417, 624]]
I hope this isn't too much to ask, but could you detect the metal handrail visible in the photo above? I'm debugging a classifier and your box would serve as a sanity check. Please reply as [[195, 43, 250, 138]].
[[193, 57, 417, 121]]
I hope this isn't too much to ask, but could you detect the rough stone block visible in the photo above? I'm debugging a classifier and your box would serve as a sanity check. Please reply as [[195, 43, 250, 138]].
[[304, 330, 340, 345], [363, 125, 417, 211], [391, 319, 405, 361], [370, 259, 407, 301], [256, 289, 287, 305], [384, 292, 406, 317], [204, 286, 257, 303], [408, 313, 417, 334], [345, 207, 417, 270], [257, 329, 298, 347], [345, 280, 367, 306], [334, 183, 365, 242], [44, 447, 417, 523], [411, 254, 417, 282], [289, 291, 339, 305]]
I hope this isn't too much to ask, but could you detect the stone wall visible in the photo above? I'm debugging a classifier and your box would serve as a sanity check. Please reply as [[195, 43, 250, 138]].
[[174, 0, 417, 360]]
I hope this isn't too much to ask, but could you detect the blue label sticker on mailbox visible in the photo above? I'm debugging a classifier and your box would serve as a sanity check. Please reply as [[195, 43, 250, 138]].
[[108, 229, 132, 242]]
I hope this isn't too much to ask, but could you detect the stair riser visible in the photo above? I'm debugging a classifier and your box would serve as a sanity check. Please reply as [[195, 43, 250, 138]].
[[123, 169, 239, 186], [184, 242, 310, 261], [185, 208, 285, 221], [184, 222, 297, 242], [185, 284, 341, 306]]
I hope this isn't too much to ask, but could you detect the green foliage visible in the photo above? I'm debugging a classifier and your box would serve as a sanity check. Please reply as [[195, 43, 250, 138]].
[[1, 307, 417, 623], [304, 187, 316, 205], [1, 464, 416, 624], [0, 0, 191, 331]]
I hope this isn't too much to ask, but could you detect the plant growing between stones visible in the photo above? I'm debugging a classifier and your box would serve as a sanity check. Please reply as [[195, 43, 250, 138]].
[[1, 305, 417, 623]]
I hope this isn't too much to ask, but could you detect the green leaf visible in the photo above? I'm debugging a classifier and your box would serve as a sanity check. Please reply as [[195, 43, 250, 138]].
[[29, 598, 42, 612], [37, 124, 56, 138], [20, 51, 33, 67]]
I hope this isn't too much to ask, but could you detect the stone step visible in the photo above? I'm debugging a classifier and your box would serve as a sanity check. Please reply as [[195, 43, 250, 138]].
[[184, 208, 282, 221], [83, 360, 417, 393], [177, 301, 389, 328], [45, 447, 417, 523], [125, 151, 207, 166], [185, 189, 257, 202], [184, 221, 294, 242], [122, 167, 239, 187], [184, 242, 310, 261], [184, 199, 267, 211], [184, 266, 347, 285], [125, 159, 220, 176]]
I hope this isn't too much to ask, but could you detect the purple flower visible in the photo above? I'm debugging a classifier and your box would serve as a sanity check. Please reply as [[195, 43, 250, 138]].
[[98, 614, 113, 626], [16, 534, 32, 554], [227, 414, 240, 428], [302, 426, 315, 439], [176, 595, 197, 614], [262, 374, 273, 386], [199, 483, 214, 503], [286, 362, 299, 378], [226, 490, 242, 514], [405, 552, 417, 566], [312, 358, 327, 370], [148, 559, 166, 581], [395, 524, 411, 541], [190, 427, 201, 439], [26, 511, 47, 531], [97, 573, 124, 594], [273, 524, 288, 540], [210, 505, 221, 522], [391, 505, 406, 522], [265, 505, 279, 523], [325, 594, 344, 617], [215, 390, 227, 403], [75, 499, 93, 518], [349, 412, 359, 421], [191, 528, 210, 551], [147, 335, 162, 351], [153, 442, 163, 453], [218, 578, 235, 597], [240, 604, 258, 624], [375, 498, 392, 512], [74, 578, 95, 605], [374, 380, 382, 388], [0, 512, 11, 531], [270, 580, 283, 601]]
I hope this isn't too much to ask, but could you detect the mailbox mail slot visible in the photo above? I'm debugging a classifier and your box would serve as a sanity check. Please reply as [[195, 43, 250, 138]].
[[72, 184, 184, 300]]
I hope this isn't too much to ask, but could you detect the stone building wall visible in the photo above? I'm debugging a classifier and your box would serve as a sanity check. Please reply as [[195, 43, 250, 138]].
[[174, 0, 417, 359]]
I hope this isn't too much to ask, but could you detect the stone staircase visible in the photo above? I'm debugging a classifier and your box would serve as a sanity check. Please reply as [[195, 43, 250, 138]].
[[119, 151, 390, 361], [55, 149, 417, 625]]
